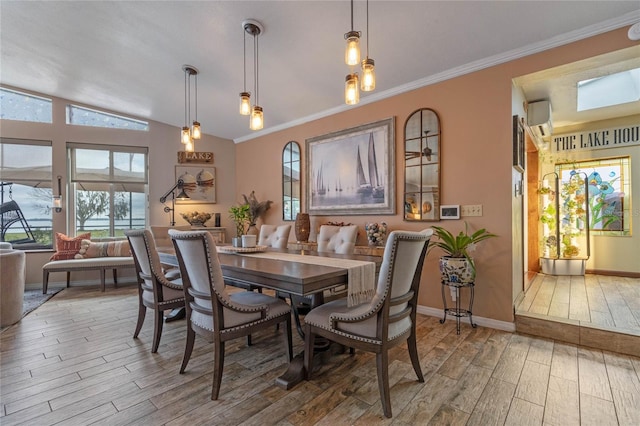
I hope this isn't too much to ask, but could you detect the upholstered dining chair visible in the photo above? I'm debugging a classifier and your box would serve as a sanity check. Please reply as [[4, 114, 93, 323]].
[[303, 229, 433, 418], [150, 225, 190, 280], [125, 229, 185, 353], [258, 224, 292, 249], [169, 229, 293, 400], [317, 224, 358, 254]]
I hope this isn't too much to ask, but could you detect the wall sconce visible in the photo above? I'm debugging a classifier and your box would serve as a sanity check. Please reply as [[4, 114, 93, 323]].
[[160, 179, 190, 226], [52, 176, 63, 213]]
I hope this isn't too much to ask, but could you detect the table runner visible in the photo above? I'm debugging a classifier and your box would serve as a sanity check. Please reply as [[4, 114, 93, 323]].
[[241, 251, 376, 306]]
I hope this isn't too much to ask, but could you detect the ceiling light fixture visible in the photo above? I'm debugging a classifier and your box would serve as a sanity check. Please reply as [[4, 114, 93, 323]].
[[242, 19, 264, 131], [344, 0, 361, 66], [239, 23, 251, 116], [345, 73, 360, 105], [181, 65, 201, 152], [361, 0, 375, 92]]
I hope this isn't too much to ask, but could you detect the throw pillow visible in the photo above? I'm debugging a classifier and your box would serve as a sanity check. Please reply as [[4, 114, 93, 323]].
[[76, 240, 131, 258], [50, 232, 91, 261]]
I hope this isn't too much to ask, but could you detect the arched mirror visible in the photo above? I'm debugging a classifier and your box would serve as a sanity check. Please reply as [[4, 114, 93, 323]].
[[404, 108, 441, 221], [282, 141, 301, 221]]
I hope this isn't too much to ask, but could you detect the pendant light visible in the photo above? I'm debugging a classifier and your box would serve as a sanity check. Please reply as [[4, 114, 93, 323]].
[[345, 73, 359, 105], [180, 65, 201, 152], [239, 24, 251, 115], [344, 0, 361, 66], [243, 19, 264, 131], [361, 0, 375, 91]]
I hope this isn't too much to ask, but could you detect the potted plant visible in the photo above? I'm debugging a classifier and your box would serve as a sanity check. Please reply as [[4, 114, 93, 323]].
[[430, 222, 497, 283], [228, 203, 250, 247], [242, 191, 273, 236]]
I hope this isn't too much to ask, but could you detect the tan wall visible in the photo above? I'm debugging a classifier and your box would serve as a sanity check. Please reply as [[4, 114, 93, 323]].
[[235, 27, 636, 323], [1, 89, 236, 288]]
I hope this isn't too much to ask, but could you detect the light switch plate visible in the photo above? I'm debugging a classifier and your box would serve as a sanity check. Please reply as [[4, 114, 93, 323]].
[[461, 204, 483, 216]]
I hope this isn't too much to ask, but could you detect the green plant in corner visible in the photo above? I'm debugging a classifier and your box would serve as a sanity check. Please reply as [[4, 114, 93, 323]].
[[430, 222, 497, 272], [228, 203, 250, 237]]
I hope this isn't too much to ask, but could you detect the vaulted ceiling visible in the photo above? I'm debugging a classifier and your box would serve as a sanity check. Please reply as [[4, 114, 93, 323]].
[[1, 1, 638, 142]]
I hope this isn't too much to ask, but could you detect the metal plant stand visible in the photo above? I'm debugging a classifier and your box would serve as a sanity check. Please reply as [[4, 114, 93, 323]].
[[440, 280, 477, 335]]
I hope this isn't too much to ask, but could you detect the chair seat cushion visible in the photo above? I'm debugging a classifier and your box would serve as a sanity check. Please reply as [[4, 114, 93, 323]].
[[305, 298, 411, 344], [191, 291, 291, 331]]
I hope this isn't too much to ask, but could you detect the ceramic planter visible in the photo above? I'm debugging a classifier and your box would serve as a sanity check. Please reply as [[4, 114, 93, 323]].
[[439, 256, 475, 284]]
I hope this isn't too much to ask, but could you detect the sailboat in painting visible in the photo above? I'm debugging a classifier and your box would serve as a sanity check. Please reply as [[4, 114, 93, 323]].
[[356, 133, 384, 199], [356, 146, 372, 194], [368, 133, 385, 200], [316, 163, 326, 195]]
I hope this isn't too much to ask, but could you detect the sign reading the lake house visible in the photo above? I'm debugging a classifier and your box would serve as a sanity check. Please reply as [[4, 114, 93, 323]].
[[551, 124, 639, 153], [177, 151, 214, 164]]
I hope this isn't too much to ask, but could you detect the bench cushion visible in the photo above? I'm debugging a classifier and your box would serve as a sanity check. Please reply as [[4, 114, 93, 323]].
[[50, 232, 91, 261], [76, 239, 131, 259], [43, 257, 134, 271]]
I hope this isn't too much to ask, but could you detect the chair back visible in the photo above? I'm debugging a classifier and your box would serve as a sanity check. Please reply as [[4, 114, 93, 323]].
[[258, 224, 292, 248], [370, 229, 432, 341], [126, 229, 166, 284], [169, 230, 231, 326], [317, 225, 358, 254]]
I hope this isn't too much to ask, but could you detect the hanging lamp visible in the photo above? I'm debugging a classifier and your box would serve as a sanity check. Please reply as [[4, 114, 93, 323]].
[[239, 23, 251, 115], [243, 19, 264, 131], [180, 65, 201, 152], [361, 0, 375, 91], [344, 0, 361, 66], [345, 73, 359, 105]]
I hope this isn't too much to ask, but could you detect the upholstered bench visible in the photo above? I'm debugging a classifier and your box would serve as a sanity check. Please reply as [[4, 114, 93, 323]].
[[42, 256, 135, 293], [42, 236, 135, 293]]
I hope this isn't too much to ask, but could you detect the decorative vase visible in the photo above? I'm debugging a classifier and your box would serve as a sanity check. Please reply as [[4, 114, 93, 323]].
[[439, 256, 475, 284], [246, 224, 259, 236], [232, 237, 242, 248], [365, 222, 387, 246], [295, 213, 310, 242]]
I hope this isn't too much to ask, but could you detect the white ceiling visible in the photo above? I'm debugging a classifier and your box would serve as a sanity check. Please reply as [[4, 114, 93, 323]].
[[1, 1, 639, 142]]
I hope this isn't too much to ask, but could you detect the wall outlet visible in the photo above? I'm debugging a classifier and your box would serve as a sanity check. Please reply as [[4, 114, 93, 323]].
[[461, 204, 483, 217]]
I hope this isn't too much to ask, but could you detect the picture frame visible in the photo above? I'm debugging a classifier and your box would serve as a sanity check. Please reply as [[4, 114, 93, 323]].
[[513, 115, 525, 173], [440, 204, 460, 220], [305, 117, 395, 215], [175, 165, 216, 204]]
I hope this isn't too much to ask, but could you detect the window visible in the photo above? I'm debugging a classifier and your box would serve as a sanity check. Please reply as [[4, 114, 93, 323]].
[[0, 87, 52, 123], [0, 138, 53, 249], [68, 143, 148, 237], [556, 157, 631, 235], [66, 104, 149, 131], [577, 68, 640, 112]]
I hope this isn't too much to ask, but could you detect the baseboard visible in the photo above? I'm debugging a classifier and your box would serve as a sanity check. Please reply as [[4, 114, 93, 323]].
[[585, 269, 640, 278], [417, 305, 516, 332]]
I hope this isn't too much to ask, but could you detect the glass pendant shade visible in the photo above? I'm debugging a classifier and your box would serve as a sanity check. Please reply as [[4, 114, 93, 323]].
[[239, 92, 251, 115], [344, 31, 361, 66], [361, 58, 376, 91], [181, 126, 191, 144], [191, 121, 201, 139], [250, 105, 264, 130], [185, 139, 194, 152], [345, 73, 359, 105]]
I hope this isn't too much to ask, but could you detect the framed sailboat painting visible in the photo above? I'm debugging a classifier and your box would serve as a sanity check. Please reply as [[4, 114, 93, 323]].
[[305, 117, 395, 215]]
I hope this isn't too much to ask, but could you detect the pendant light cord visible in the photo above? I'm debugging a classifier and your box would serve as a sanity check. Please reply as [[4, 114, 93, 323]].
[[254, 32, 259, 105], [366, 0, 369, 57], [184, 70, 188, 127], [243, 29, 247, 92], [350, 0, 354, 31], [194, 73, 198, 122]]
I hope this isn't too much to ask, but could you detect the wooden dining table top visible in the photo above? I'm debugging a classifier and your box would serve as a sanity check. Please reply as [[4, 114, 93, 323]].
[[157, 246, 382, 297]]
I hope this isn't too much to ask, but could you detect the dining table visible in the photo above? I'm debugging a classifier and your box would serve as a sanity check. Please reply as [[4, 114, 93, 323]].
[[156, 245, 382, 390]]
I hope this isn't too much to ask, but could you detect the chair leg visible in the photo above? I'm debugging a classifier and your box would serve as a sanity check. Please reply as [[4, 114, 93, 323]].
[[211, 340, 225, 400], [303, 325, 314, 380], [113, 268, 118, 288], [66, 271, 71, 288], [133, 305, 146, 338], [43, 270, 49, 294], [180, 327, 196, 373], [151, 309, 164, 353], [376, 350, 392, 418], [247, 335, 252, 346], [407, 332, 424, 382]]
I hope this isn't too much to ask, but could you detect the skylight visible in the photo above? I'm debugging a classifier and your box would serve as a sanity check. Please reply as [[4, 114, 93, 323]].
[[577, 68, 640, 112]]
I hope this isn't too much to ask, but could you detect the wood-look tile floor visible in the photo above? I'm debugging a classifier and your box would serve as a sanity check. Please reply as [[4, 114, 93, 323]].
[[517, 274, 640, 334], [2, 284, 640, 425]]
